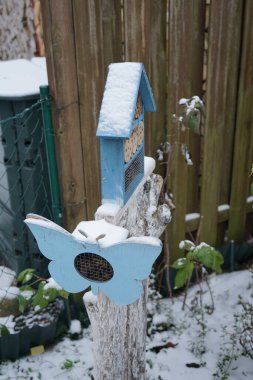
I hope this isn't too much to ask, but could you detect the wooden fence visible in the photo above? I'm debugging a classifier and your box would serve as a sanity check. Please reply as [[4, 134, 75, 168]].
[[41, 0, 253, 263]]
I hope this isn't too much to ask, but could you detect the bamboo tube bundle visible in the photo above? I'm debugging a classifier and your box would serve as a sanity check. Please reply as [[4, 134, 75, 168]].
[[131, 127, 138, 155], [134, 96, 142, 119], [124, 139, 132, 163], [137, 122, 144, 147], [129, 132, 134, 156]]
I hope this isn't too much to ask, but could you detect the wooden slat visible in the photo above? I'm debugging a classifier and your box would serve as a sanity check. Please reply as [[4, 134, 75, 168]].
[[102, 0, 122, 68], [167, 0, 205, 263], [228, 0, 253, 242], [186, 2, 205, 214], [41, 0, 87, 231], [149, 0, 167, 167], [186, 200, 253, 233], [72, 0, 105, 220], [123, 0, 152, 156], [200, 0, 243, 245], [124, 0, 167, 161], [123, 0, 151, 72]]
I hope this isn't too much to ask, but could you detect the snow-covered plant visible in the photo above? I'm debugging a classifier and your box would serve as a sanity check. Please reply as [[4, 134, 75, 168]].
[[157, 95, 204, 209], [213, 325, 241, 380], [17, 268, 68, 314], [147, 273, 174, 338], [214, 274, 253, 379], [171, 240, 223, 289], [236, 298, 253, 359]]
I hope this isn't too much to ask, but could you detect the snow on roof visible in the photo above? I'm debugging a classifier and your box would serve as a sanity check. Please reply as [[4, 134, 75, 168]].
[[0, 58, 48, 99], [97, 62, 156, 138]]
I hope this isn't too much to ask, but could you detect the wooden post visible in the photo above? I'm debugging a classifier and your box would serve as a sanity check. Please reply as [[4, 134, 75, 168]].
[[84, 170, 170, 380]]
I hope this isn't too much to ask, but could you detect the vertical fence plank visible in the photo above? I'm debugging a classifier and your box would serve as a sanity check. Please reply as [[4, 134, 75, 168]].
[[123, 0, 167, 162], [123, 0, 153, 156], [186, 3, 205, 214], [73, 0, 105, 220], [41, 0, 87, 231], [149, 0, 167, 162], [102, 0, 123, 68], [228, 0, 253, 242], [167, 0, 205, 263], [200, 0, 244, 245]]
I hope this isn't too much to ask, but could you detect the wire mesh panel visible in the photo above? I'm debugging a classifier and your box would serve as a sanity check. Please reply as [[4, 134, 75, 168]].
[[124, 144, 144, 204], [74, 252, 114, 282], [0, 97, 53, 276]]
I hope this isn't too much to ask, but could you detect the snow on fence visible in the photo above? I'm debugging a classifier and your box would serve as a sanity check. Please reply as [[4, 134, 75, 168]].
[[39, 0, 253, 265]]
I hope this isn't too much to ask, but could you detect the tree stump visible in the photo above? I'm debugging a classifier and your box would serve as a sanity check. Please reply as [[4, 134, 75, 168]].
[[84, 172, 171, 380]]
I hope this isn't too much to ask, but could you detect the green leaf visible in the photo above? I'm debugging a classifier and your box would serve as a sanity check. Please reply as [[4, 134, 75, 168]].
[[0, 324, 10, 337], [18, 295, 28, 313], [251, 182, 253, 195], [59, 290, 69, 299], [17, 268, 35, 284], [195, 246, 224, 273], [174, 261, 194, 288], [187, 109, 201, 135], [19, 285, 34, 292], [171, 257, 188, 270], [43, 288, 58, 303], [212, 250, 224, 273], [194, 246, 213, 267], [63, 359, 73, 369], [32, 284, 48, 310], [179, 240, 195, 251]]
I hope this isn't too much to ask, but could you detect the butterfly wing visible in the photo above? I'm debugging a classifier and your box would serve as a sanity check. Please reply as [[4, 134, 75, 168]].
[[24, 214, 84, 261], [25, 214, 93, 292], [98, 273, 143, 305], [103, 237, 162, 281], [99, 237, 162, 305]]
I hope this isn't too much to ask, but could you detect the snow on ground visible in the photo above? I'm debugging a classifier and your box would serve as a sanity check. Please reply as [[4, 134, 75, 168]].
[[0, 270, 252, 379]]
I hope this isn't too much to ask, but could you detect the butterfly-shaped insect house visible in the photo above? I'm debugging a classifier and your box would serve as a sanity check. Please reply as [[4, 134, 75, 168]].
[[97, 62, 156, 206], [25, 215, 162, 305]]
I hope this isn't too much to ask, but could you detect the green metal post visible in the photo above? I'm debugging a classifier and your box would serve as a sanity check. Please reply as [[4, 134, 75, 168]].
[[40, 85, 63, 226]]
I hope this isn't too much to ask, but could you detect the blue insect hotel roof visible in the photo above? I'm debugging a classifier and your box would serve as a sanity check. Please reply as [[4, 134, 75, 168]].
[[96, 62, 156, 139]]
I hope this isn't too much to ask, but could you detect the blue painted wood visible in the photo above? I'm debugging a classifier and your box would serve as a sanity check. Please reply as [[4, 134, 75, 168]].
[[25, 217, 162, 305], [100, 138, 124, 205], [97, 62, 156, 206], [139, 69, 156, 112]]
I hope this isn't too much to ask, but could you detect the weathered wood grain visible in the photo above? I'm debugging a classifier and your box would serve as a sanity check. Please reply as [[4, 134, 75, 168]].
[[102, 0, 122, 68], [149, 0, 167, 168], [200, 0, 243, 245], [228, 0, 253, 242], [123, 0, 152, 156], [72, 0, 105, 220], [167, 0, 205, 263], [41, 0, 87, 231]]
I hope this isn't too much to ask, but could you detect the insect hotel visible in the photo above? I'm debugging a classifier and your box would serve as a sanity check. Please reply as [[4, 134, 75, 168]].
[[96, 62, 156, 206]]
